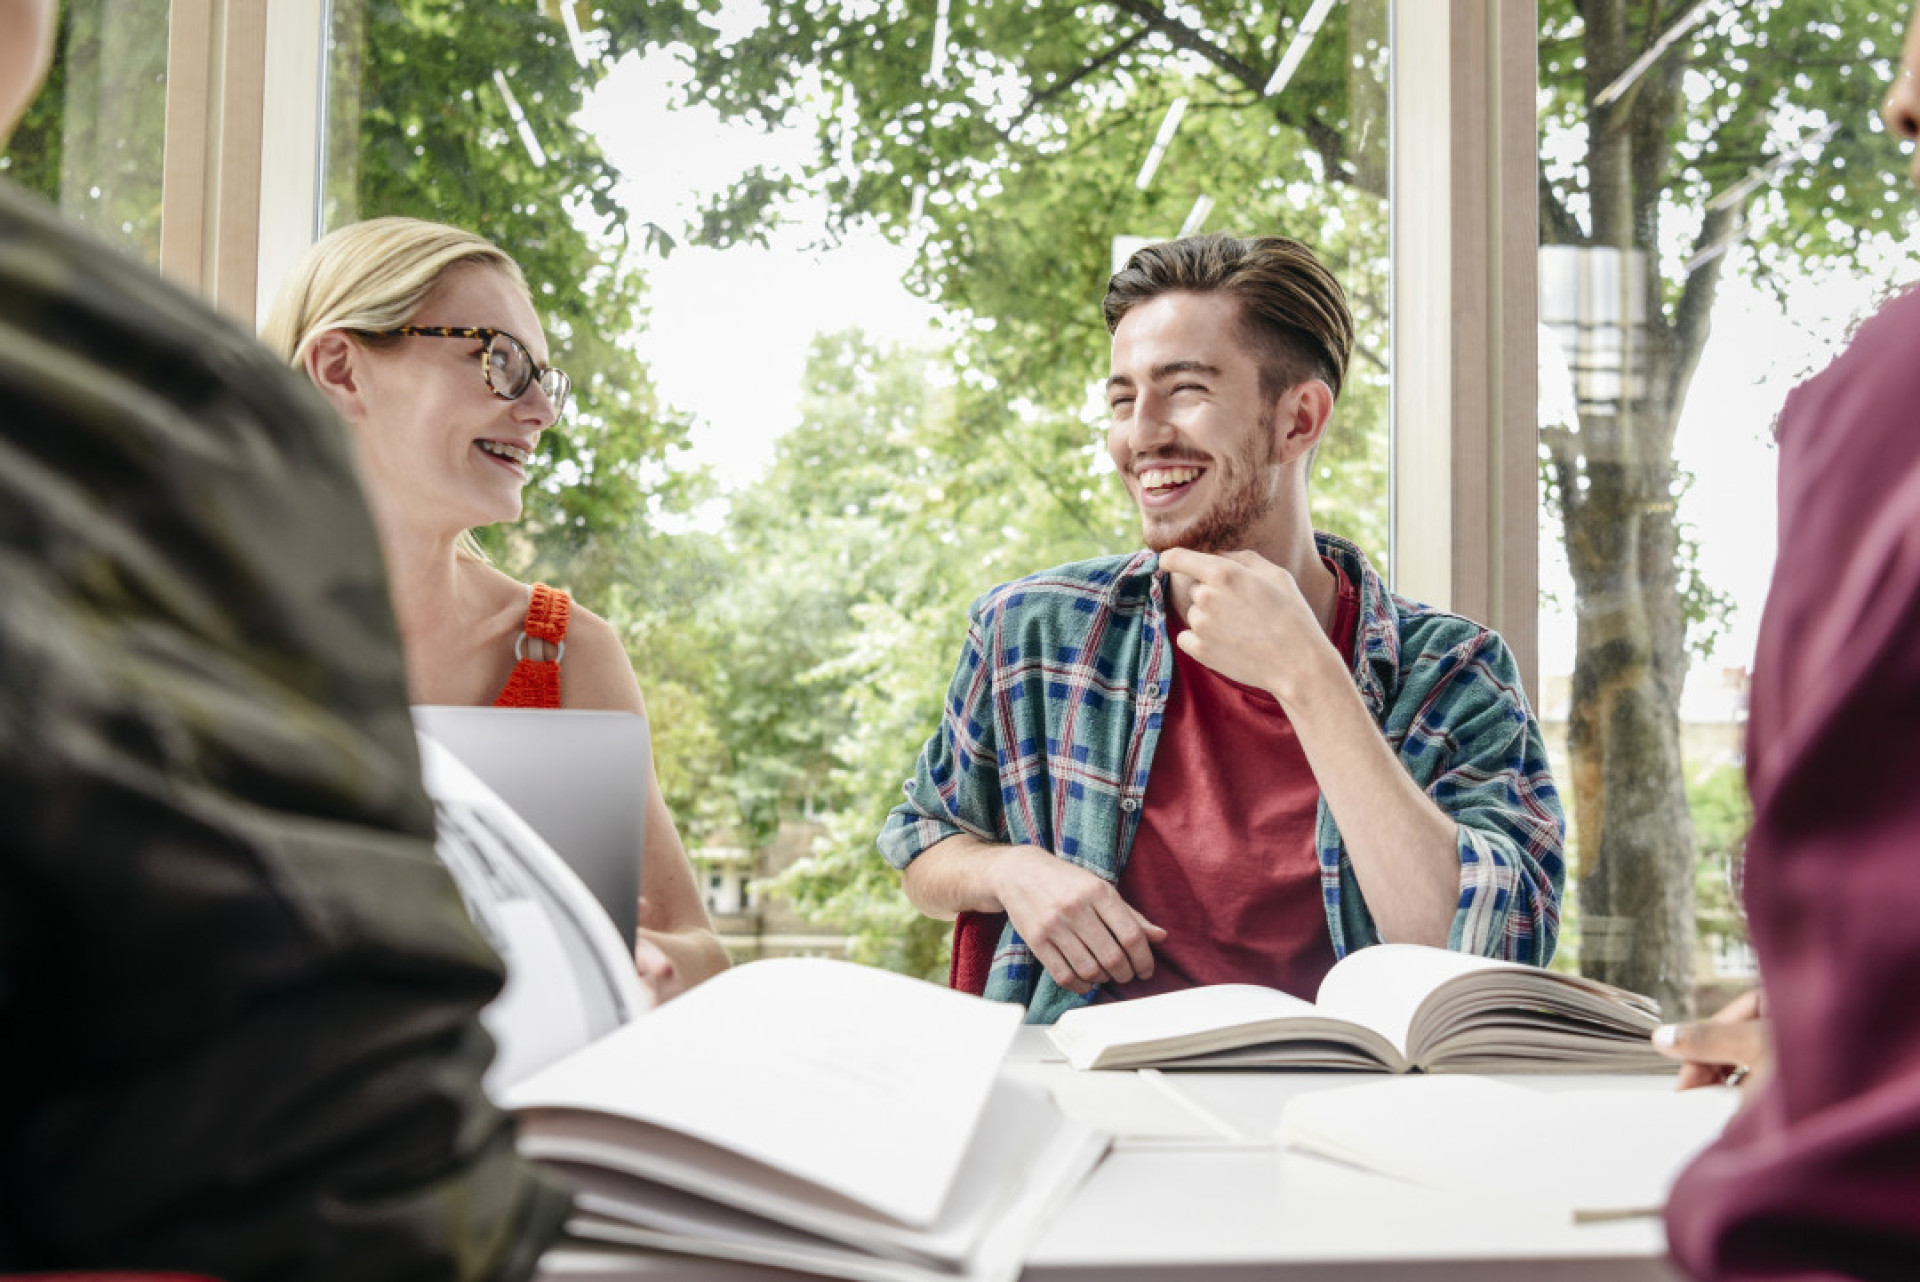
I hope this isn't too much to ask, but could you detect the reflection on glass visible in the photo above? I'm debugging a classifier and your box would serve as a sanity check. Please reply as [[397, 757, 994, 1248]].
[[0, 0, 169, 262]]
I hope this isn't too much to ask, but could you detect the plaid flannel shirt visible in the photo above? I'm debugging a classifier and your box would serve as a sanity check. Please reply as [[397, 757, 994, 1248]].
[[878, 532, 1566, 1023]]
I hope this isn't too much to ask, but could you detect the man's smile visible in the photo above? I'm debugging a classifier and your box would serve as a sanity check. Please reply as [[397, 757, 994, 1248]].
[[1139, 465, 1203, 492], [1134, 461, 1209, 509]]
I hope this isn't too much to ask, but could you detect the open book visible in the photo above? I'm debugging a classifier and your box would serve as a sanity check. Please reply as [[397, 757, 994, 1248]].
[[1279, 1076, 1741, 1221], [506, 958, 1109, 1282], [1048, 943, 1671, 1073], [418, 738, 1104, 1280]]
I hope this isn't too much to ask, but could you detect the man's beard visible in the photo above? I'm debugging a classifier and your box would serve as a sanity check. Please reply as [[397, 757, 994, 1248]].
[[1138, 410, 1279, 555]]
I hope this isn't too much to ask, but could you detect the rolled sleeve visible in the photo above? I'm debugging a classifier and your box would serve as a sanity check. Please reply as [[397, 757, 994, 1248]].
[[878, 605, 1006, 870], [1432, 639, 1566, 963]]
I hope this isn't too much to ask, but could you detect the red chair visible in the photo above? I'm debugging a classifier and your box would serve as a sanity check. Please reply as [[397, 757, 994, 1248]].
[[949, 910, 1004, 996]]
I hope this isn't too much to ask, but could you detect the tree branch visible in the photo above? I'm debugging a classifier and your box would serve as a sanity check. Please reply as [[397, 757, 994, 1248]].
[[1541, 170, 1586, 244], [1663, 203, 1739, 447], [1096, 0, 1382, 199], [1106, 0, 1270, 92], [1020, 28, 1152, 118]]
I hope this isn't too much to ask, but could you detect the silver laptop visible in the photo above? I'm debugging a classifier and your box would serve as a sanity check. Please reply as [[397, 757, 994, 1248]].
[[411, 706, 646, 945]]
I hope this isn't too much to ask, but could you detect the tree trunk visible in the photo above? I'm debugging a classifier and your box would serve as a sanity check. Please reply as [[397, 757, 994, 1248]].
[[1561, 432, 1697, 1018], [1557, 0, 1700, 1020]]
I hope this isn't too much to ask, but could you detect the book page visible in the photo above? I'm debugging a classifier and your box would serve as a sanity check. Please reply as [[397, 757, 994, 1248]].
[[548, 1076, 1104, 1280], [1278, 1076, 1741, 1220], [1311, 944, 1529, 1054], [418, 735, 650, 1093], [1046, 984, 1360, 1069], [506, 957, 1023, 1231]]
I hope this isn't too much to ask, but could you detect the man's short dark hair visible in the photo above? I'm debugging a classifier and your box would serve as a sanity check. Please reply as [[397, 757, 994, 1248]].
[[1103, 233, 1356, 402]]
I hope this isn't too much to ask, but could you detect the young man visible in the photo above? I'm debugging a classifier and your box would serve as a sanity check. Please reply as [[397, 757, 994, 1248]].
[[880, 233, 1564, 1022], [0, 1, 567, 1274]]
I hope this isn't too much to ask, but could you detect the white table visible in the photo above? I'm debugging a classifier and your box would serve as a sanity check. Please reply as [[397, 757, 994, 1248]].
[[1005, 1030, 1686, 1281], [539, 1027, 1689, 1281]]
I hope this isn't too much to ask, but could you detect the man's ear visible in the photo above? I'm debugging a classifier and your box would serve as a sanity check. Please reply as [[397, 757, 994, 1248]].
[[303, 330, 367, 421], [1273, 379, 1335, 465]]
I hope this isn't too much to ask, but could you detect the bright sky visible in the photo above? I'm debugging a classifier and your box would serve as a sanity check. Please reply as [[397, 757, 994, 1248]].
[[578, 48, 941, 493]]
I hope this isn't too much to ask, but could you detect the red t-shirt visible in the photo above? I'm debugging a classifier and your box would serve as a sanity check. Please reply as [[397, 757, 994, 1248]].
[[1105, 559, 1361, 1003]]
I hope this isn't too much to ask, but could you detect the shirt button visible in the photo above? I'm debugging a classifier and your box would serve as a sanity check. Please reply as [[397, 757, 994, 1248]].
[[1121, 797, 1140, 812], [1144, 681, 1161, 699]]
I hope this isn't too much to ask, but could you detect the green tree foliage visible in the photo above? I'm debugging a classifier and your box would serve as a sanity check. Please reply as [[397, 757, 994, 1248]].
[[1685, 759, 1751, 964], [713, 330, 1135, 974], [607, 0, 1392, 557]]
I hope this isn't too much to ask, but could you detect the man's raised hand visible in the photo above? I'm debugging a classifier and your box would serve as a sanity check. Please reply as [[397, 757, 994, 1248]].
[[1157, 547, 1341, 703]]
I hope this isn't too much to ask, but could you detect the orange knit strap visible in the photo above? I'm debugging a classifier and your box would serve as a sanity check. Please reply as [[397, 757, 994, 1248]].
[[495, 658, 561, 708], [523, 582, 572, 644], [493, 583, 572, 709]]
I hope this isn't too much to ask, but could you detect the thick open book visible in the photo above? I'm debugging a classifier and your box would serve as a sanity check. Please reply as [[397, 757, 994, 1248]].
[[505, 958, 1109, 1282], [418, 739, 1104, 1280], [1048, 943, 1671, 1072], [1279, 1076, 1741, 1220]]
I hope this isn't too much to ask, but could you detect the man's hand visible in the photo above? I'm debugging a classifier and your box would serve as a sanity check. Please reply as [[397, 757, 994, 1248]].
[[1158, 545, 1462, 949], [989, 845, 1168, 995], [1155, 548, 1343, 704], [1654, 988, 1772, 1098]]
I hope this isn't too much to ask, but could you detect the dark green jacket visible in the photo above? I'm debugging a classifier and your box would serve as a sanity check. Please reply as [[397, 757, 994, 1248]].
[[0, 179, 570, 1279]]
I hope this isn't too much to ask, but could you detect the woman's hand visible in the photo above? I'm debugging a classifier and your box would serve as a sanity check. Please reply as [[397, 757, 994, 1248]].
[[1654, 987, 1772, 1098], [632, 895, 730, 1006], [632, 930, 680, 1007]]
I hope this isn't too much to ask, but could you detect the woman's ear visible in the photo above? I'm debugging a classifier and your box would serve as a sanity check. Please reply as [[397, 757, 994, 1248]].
[[303, 330, 367, 421]]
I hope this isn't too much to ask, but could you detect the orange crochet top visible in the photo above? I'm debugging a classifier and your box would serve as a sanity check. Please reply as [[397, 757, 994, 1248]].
[[493, 582, 571, 708]]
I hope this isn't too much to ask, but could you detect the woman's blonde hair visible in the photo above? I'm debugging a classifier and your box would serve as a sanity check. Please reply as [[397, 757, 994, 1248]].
[[261, 216, 533, 561]]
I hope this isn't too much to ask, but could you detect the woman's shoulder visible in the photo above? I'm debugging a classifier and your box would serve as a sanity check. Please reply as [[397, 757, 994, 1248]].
[[461, 560, 544, 635], [555, 598, 647, 715]]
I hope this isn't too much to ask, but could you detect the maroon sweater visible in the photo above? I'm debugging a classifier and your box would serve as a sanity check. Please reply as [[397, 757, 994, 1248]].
[[1666, 284, 1920, 1279]]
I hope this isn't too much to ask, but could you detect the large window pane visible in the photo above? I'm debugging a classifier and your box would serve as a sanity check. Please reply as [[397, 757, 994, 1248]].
[[310, 2, 1393, 974], [1537, 0, 1914, 1015]]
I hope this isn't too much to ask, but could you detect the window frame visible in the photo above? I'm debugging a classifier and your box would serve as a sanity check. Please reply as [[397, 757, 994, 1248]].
[[1390, 0, 1540, 696]]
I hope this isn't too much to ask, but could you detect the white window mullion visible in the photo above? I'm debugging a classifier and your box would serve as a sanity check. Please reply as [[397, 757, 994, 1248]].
[[1389, 0, 1539, 697]]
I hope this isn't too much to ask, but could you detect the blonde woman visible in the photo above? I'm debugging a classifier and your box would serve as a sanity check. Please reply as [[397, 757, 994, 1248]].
[[263, 216, 727, 1003]]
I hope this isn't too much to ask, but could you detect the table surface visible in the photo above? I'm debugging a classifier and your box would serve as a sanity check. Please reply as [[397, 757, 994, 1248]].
[[538, 1026, 1692, 1282], [1004, 1030, 1686, 1281]]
